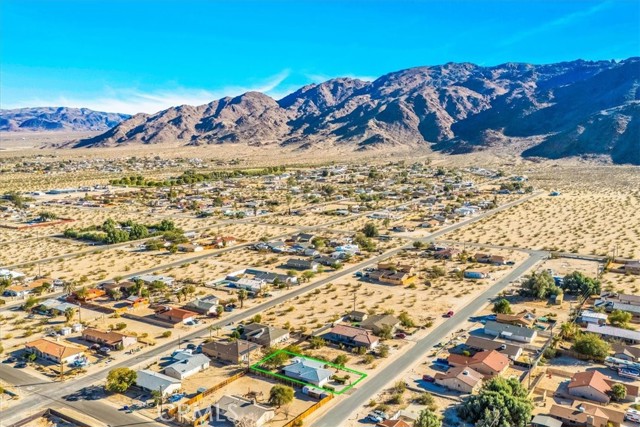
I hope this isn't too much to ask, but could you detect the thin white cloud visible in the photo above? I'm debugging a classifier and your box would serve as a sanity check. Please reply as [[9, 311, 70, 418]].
[[7, 70, 292, 115], [499, 1, 612, 47], [305, 73, 378, 84]]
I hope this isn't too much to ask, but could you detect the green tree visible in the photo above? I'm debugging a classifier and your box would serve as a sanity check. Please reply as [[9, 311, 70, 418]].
[[521, 271, 561, 300], [609, 383, 627, 402], [362, 222, 379, 238], [562, 271, 601, 296], [559, 322, 580, 341], [458, 377, 533, 427], [414, 409, 442, 427], [64, 308, 76, 323], [573, 333, 610, 360], [105, 367, 137, 393], [333, 354, 349, 366], [608, 309, 632, 328], [309, 337, 325, 349], [264, 350, 290, 368], [399, 311, 415, 328], [492, 299, 512, 314], [269, 385, 294, 408]]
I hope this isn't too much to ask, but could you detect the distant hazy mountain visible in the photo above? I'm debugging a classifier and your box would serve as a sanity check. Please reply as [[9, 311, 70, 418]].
[[0, 107, 130, 132], [72, 58, 639, 164]]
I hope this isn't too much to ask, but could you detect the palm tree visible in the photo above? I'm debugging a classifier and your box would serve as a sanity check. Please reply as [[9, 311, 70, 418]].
[[63, 281, 76, 296]]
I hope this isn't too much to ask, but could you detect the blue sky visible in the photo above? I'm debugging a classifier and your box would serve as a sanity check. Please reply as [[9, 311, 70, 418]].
[[2, 0, 639, 114]]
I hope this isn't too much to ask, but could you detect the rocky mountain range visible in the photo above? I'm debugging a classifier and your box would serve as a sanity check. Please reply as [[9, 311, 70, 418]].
[[0, 107, 130, 132], [42, 59, 640, 164]]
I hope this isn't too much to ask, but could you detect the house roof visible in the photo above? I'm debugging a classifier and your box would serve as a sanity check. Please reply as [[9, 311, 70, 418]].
[[202, 339, 261, 360], [164, 354, 210, 375], [215, 395, 274, 423], [328, 324, 379, 346], [136, 369, 181, 390], [484, 320, 536, 338], [548, 404, 609, 426], [464, 336, 522, 358], [158, 307, 198, 320], [448, 350, 509, 374], [242, 323, 289, 345], [434, 366, 484, 387], [377, 420, 411, 427], [586, 323, 640, 341], [282, 358, 333, 384], [360, 314, 400, 332], [82, 328, 134, 345], [568, 370, 611, 394], [186, 298, 219, 312], [531, 415, 563, 427], [611, 343, 640, 360], [25, 338, 84, 359]]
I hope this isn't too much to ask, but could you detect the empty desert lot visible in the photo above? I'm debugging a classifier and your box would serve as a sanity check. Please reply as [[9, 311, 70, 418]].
[[449, 190, 640, 257]]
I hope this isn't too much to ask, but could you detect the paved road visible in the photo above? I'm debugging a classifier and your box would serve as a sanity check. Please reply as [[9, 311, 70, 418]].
[[313, 250, 547, 427], [1, 192, 540, 425]]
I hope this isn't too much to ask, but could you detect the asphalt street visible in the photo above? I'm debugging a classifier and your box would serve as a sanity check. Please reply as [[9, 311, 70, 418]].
[[1, 192, 541, 426]]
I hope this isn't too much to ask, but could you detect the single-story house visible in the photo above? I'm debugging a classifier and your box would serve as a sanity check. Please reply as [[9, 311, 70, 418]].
[[37, 298, 79, 315], [548, 403, 625, 427], [464, 336, 523, 360], [586, 323, 640, 344], [495, 311, 534, 328], [132, 274, 175, 287], [213, 395, 275, 427], [285, 258, 319, 272], [360, 314, 401, 336], [434, 366, 484, 394], [611, 343, 640, 362], [530, 415, 563, 427], [347, 310, 368, 322], [155, 307, 199, 324], [177, 243, 204, 253], [163, 354, 210, 380], [25, 339, 85, 364], [567, 370, 611, 404], [136, 369, 182, 396], [324, 324, 379, 350], [235, 278, 269, 293], [484, 320, 537, 343], [282, 357, 333, 387], [74, 288, 106, 301], [241, 323, 290, 347], [185, 297, 219, 315], [82, 328, 137, 349], [447, 350, 509, 377], [201, 339, 261, 364], [4, 281, 45, 298], [580, 310, 608, 325]]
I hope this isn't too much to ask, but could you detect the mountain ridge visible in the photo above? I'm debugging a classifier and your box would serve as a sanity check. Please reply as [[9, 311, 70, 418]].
[[0, 107, 130, 132], [32, 59, 640, 164]]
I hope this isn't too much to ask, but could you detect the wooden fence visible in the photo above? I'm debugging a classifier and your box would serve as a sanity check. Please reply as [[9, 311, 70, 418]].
[[282, 394, 333, 427], [166, 369, 247, 421]]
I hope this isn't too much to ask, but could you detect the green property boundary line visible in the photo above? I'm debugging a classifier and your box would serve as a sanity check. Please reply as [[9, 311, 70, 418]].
[[250, 349, 367, 395]]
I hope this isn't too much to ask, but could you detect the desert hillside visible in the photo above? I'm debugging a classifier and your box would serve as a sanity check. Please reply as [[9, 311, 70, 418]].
[[70, 58, 639, 164]]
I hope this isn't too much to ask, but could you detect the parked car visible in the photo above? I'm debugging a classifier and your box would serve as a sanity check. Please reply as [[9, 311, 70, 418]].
[[395, 333, 407, 339], [423, 374, 435, 382], [366, 413, 383, 423], [15, 361, 27, 368], [373, 410, 388, 419], [3, 356, 17, 363], [444, 310, 454, 317]]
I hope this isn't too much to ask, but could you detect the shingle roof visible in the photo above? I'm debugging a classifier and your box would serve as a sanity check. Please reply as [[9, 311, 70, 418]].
[[25, 339, 84, 359], [568, 370, 612, 394]]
